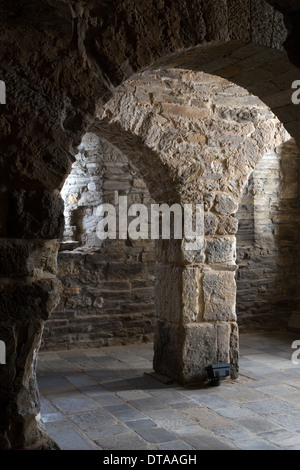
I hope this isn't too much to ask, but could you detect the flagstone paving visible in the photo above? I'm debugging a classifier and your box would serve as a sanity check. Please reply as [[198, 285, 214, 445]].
[[37, 331, 300, 450]]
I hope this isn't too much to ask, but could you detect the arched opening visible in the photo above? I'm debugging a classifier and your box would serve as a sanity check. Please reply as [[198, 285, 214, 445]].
[[36, 52, 299, 449], [42, 133, 156, 350], [90, 62, 292, 382], [1, 0, 300, 448], [41, 52, 295, 386]]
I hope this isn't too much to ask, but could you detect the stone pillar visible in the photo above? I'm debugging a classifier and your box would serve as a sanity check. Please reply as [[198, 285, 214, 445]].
[[153, 209, 239, 385], [0, 240, 61, 449], [0, 190, 63, 449]]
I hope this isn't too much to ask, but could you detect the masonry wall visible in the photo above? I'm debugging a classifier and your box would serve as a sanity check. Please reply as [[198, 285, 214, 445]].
[[42, 137, 300, 350], [41, 134, 156, 350], [236, 140, 300, 331]]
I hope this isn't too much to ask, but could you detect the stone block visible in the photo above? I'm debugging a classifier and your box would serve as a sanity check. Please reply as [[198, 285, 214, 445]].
[[154, 320, 235, 384], [0, 240, 59, 277], [216, 322, 231, 363], [230, 322, 239, 379], [0, 279, 61, 321], [180, 323, 218, 384], [182, 267, 201, 323], [162, 103, 210, 120], [205, 237, 236, 264], [214, 194, 239, 216], [218, 216, 239, 235], [203, 271, 237, 322]]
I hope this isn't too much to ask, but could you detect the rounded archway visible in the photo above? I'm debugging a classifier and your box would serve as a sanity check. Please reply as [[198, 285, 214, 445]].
[[1, 0, 300, 450], [91, 63, 292, 384]]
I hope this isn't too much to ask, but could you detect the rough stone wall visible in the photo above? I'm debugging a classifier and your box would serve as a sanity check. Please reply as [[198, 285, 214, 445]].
[[148, 41, 300, 141], [0, 1, 291, 210], [42, 133, 155, 350], [237, 139, 300, 330], [96, 68, 289, 384], [1, 0, 300, 449], [42, 137, 300, 350], [98, 68, 288, 208]]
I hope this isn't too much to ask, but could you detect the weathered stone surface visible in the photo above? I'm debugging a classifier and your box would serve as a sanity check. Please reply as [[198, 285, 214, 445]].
[[154, 320, 238, 384], [0, 0, 297, 450], [0, 319, 54, 450], [203, 271, 237, 322], [236, 141, 300, 331], [182, 267, 201, 323], [230, 322, 239, 379], [180, 323, 218, 384], [205, 213, 218, 235], [215, 194, 239, 216], [162, 103, 210, 120], [216, 322, 231, 364], [206, 237, 236, 264], [0, 240, 59, 277], [218, 216, 239, 235], [0, 279, 61, 322], [228, 0, 251, 42]]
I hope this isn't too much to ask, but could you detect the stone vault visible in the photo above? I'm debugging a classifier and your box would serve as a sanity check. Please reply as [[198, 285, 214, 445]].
[[0, 0, 300, 451]]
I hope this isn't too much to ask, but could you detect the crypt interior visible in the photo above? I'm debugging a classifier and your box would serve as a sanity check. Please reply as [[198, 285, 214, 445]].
[[1, 0, 300, 451]]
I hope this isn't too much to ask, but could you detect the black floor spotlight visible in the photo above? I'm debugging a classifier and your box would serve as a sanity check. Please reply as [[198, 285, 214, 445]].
[[206, 363, 231, 387]]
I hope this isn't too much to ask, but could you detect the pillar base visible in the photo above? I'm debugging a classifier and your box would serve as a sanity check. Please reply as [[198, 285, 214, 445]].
[[154, 321, 239, 385]]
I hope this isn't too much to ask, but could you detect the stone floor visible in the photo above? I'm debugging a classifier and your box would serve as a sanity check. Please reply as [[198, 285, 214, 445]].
[[37, 331, 300, 450]]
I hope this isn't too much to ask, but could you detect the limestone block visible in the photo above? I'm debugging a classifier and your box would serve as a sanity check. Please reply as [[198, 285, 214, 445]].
[[162, 103, 210, 120], [218, 216, 239, 235], [216, 322, 231, 364], [205, 213, 217, 235], [151, 320, 238, 384], [214, 194, 239, 215], [180, 323, 218, 383], [181, 237, 206, 264], [206, 237, 236, 264], [182, 267, 201, 323], [203, 271, 237, 322]]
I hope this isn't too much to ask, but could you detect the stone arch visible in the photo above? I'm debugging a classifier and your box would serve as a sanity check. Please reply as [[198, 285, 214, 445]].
[[1, 0, 300, 450], [43, 133, 159, 350], [146, 41, 300, 141], [88, 66, 290, 385]]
